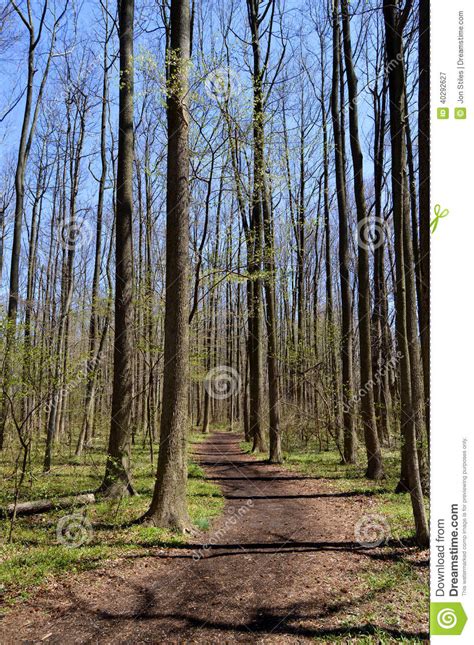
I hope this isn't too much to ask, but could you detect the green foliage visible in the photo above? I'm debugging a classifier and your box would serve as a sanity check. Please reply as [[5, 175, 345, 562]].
[[0, 433, 224, 608]]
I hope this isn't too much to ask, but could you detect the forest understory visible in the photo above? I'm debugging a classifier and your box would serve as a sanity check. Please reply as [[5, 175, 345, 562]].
[[0, 431, 428, 643]]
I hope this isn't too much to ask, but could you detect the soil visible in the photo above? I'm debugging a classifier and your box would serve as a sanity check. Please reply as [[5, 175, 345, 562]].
[[0, 432, 429, 643]]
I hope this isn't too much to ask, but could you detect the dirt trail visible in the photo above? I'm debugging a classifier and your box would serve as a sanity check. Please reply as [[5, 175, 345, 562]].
[[0, 432, 428, 643]]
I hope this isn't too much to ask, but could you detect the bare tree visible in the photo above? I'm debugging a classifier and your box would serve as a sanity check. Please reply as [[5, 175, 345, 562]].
[[0, 0, 66, 449], [246, 0, 282, 462], [340, 0, 383, 479]]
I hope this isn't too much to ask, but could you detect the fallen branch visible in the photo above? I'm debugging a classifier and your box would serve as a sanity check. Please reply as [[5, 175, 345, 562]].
[[1, 493, 95, 519]]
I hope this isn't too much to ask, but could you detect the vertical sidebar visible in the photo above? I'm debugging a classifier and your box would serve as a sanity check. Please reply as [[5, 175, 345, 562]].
[[431, 0, 473, 640]]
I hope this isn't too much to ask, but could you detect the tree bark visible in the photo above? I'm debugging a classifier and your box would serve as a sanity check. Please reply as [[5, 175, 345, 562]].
[[418, 0, 430, 434], [341, 0, 383, 479], [330, 0, 356, 464], [100, 0, 135, 497], [146, 0, 191, 530], [247, 0, 281, 462], [383, 0, 429, 547]]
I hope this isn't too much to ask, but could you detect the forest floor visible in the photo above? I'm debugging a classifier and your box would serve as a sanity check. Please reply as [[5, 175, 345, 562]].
[[0, 431, 428, 643]]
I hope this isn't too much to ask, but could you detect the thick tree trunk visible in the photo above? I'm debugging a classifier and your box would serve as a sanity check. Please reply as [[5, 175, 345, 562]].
[[383, 0, 429, 547], [247, 0, 281, 462], [248, 241, 265, 453], [100, 0, 135, 497], [330, 0, 356, 464], [341, 0, 383, 479], [146, 0, 191, 530]]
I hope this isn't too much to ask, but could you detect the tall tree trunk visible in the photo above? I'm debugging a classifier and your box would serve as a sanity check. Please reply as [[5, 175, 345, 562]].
[[247, 167, 265, 452], [372, 75, 392, 446], [341, 0, 383, 479], [100, 0, 135, 497], [146, 0, 191, 530], [320, 35, 342, 446], [0, 2, 43, 449], [247, 187, 264, 450], [262, 198, 283, 463], [383, 0, 429, 547], [296, 102, 306, 408], [23, 139, 46, 411], [77, 17, 110, 456], [330, 0, 356, 464], [418, 0, 430, 434], [247, 0, 281, 462], [202, 178, 222, 434]]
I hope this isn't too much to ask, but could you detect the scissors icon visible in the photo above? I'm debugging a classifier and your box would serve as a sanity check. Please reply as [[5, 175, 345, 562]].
[[430, 204, 449, 234]]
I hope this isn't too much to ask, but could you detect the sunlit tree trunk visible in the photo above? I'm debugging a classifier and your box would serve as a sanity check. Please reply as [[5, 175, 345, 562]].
[[383, 0, 429, 547], [100, 0, 136, 497], [146, 0, 191, 529]]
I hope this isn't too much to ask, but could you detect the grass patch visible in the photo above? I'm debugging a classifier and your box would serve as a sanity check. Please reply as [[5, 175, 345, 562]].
[[315, 628, 427, 644], [242, 433, 428, 640], [0, 432, 223, 608], [241, 437, 426, 542], [354, 559, 429, 640]]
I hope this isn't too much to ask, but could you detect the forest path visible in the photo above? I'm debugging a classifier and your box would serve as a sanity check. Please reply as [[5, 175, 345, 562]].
[[0, 432, 428, 643]]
